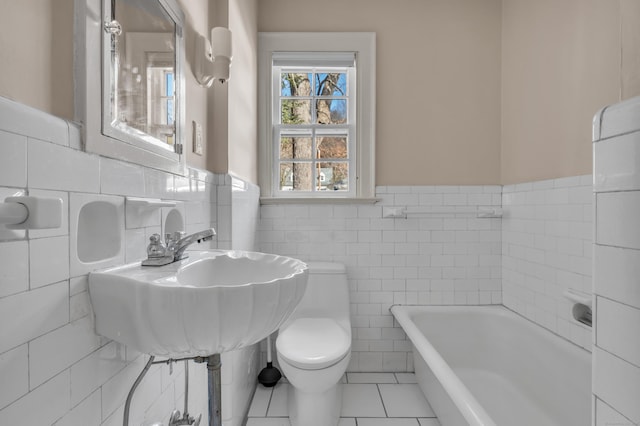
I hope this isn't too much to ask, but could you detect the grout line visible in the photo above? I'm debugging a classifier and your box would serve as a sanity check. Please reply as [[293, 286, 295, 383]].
[[264, 386, 275, 418], [376, 384, 389, 418]]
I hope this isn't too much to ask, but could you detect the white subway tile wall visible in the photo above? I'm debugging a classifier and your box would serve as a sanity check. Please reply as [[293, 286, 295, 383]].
[[258, 177, 597, 372], [1, 95, 612, 424], [593, 103, 640, 426], [502, 175, 593, 350], [0, 97, 257, 426], [258, 186, 503, 372]]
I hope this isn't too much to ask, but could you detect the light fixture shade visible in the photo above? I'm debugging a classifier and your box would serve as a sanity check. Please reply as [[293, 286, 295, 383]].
[[212, 57, 231, 82], [211, 27, 232, 59]]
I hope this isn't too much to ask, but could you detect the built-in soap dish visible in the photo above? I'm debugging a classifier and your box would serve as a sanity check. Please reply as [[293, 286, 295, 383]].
[[563, 289, 592, 327], [70, 194, 124, 277], [162, 203, 185, 236]]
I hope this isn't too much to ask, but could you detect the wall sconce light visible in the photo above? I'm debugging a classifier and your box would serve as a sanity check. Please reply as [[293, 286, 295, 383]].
[[195, 27, 232, 87]]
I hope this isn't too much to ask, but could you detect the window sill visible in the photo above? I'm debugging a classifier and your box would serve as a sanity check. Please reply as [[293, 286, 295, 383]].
[[260, 197, 380, 205]]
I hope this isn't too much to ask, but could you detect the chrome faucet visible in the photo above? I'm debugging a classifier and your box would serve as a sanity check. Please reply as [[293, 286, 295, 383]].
[[172, 228, 216, 260], [142, 228, 216, 266]]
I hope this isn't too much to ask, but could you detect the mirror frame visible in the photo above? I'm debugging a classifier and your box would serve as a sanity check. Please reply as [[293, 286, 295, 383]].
[[75, 0, 186, 175]]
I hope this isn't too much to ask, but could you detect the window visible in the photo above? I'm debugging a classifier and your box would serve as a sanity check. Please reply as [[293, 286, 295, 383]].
[[258, 33, 376, 201], [275, 54, 354, 194]]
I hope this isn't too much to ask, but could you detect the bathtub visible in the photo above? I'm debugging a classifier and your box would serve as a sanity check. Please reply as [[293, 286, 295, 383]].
[[390, 305, 591, 426]]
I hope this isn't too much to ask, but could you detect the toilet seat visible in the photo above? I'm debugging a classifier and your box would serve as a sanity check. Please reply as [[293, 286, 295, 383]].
[[277, 318, 350, 370]]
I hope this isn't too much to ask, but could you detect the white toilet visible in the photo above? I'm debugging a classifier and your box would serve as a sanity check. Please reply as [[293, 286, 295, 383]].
[[276, 262, 351, 426]]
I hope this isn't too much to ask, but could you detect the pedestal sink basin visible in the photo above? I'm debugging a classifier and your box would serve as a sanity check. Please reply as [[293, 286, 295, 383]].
[[88, 250, 308, 357]]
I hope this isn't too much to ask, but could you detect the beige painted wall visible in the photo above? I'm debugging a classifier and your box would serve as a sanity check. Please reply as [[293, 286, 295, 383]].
[[179, 0, 211, 170], [258, 0, 503, 186], [208, 0, 259, 184], [260, 0, 640, 185], [501, 0, 640, 184], [0, 0, 74, 120], [3, 1, 638, 184], [621, 0, 640, 101], [228, 0, 258, 183], [208, 0, 229, 175]]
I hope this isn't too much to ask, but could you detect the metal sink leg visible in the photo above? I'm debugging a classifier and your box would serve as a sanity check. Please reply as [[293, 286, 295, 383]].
[[205, 354, 222, 426]]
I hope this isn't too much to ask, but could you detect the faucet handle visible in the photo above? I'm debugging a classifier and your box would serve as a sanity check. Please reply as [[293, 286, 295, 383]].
[[146, 233, 167, 258], [165, 231, 185, 247]]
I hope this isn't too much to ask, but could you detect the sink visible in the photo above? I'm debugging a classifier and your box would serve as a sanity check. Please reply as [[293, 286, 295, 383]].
[[88, 250, 308, 357]]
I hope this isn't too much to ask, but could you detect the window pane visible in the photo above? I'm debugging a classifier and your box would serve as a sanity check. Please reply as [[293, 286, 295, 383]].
[[165, 72, 174, 96], [166, 98, 174, 124], [280, 136, 312, 160], [317, 136, 348, 159], [281, 99, 312, 124], [281, 73, 312, 97], [280, 162, 312, 191], [317, 162, 348, 191], [316, 73, 347, 96], [316, 99, 347, 124]]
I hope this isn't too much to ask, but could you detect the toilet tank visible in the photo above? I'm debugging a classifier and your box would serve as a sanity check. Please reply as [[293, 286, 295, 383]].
[[286, 262, 350, 324]]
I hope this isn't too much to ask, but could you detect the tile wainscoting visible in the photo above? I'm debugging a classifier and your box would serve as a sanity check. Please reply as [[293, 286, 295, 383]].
[[0, 93, 599, 424], [502, 176, 593, 350], [258, 176, 595, 371], [258, 186, 503, 372], [592, 97, 640, 426], [0, 97, 260, 426]]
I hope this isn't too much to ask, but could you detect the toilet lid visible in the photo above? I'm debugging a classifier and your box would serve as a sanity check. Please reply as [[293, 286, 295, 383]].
[[277, 318, 351, 370]]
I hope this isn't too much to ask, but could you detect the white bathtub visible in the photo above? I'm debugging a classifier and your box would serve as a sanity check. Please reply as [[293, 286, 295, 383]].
[[390, 305, 591, 426]]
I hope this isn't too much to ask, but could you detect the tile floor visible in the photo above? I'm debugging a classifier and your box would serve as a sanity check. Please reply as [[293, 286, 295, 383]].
[[247, 372, 441, 426]]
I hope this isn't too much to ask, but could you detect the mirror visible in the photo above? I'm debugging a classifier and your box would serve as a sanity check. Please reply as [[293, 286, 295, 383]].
[[104, 0, 178, 151], [75, 0, 185, 174]]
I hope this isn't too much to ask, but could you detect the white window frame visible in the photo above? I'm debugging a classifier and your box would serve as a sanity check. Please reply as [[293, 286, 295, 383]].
[[258, 32, 376, 202], [273, 56, 355, 197]]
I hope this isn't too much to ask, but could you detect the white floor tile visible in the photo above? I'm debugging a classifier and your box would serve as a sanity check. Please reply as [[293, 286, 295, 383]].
[[395, 373, 418, 384], [347, 373, 397, 384], [248, 377, 441, 425], [267, 383, 289, 417], [379, 384, 435, 418], [418, 419, 441, 426], [248, 385, 273, 417], [357, 419, 420, 426], [246, 418, 291, 426], [341, 384, 386, 417]]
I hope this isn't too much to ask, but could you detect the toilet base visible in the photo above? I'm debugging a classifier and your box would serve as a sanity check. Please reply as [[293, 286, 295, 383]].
[[288, 383, 343, 426]]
